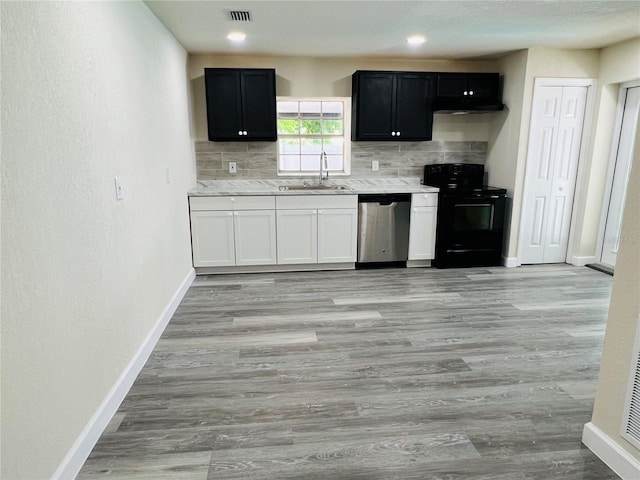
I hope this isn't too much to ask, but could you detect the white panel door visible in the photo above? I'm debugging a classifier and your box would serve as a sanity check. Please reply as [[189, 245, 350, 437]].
[[190, 211, 235, 267], [408, 206, 437, 260], [601, 86, 640, 267], [233, 210, 277, 266], [317, 208, 358, 263], [520, 85, 588, 264], [276, 209, 318, 264]]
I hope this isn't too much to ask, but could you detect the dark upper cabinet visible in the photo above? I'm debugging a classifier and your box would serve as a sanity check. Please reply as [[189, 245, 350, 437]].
[[434, 73, 503, 111], [352, 71, 434, 141], [204, 68, 276, 141]]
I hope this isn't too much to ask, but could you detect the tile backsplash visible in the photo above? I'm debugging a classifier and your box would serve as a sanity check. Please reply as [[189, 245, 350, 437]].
[[195, 141, 487, 180]]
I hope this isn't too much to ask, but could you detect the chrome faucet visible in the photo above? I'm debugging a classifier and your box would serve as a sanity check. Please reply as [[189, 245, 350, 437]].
[[319, 152, 328, 185]]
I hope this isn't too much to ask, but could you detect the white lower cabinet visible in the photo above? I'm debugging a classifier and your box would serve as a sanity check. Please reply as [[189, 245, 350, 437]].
[[234, 210, 277, 266], [190, 210, 236, 267], [408, 193, 438, 260], [276, 195, 358, 265], [189, 196, 276, 267], [318, 209, 358, 263], [276, 209, 318, 264]]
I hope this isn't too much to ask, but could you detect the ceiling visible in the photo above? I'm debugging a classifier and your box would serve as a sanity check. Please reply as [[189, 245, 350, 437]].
[[144, 0, 640, 59]]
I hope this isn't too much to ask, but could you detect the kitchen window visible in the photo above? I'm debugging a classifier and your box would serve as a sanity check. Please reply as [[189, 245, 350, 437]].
[[277, 97, 351, 176]]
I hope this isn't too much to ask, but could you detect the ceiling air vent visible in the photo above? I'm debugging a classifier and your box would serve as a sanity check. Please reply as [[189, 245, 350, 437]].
[[226, 10, 252, 22]]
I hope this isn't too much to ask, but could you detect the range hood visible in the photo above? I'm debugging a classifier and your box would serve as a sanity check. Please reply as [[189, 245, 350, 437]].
[[432, 100, 505, 114]]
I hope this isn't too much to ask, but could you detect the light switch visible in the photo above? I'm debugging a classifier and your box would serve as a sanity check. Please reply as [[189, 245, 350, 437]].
[[372, 160, 379, 171], [114, 176, 124, 200]]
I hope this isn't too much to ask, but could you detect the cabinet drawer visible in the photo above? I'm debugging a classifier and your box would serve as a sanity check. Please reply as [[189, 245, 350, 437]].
[[411, 193, 438, 207], [233, 196, 275, 210], [276, 195, 357, 210], [190, 196, 275, 211]]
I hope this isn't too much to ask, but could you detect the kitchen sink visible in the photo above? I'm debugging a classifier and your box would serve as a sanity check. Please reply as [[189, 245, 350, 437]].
[[278, 184, 353, 191]]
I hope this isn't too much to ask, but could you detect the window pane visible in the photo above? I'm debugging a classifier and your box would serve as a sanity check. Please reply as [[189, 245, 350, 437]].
[[322, 120, 343, 135], [301, 138, 322, 154], [279, 138, 300, 154], [322, 101, 343, 119], [280, 155, 300, 171], [278, 119, 300, 135], [277, 101, 299, 118], [301, 155, 321, 171], [322, 138, 343, 155], [300, 120, 321, 134], [300, 101, 321, 119], [325, 155, 343, 171]]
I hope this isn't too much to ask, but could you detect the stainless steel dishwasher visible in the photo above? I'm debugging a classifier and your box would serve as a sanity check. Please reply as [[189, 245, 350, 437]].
[[357, 193, 411, 263]]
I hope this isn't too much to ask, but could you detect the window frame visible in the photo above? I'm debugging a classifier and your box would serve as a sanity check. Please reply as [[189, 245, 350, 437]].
[[276, 96, 351, 176]]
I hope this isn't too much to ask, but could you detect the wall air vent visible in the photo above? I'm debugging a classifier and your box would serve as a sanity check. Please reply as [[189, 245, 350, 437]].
[[226, 10, 252, 22], [621, 314, 640, 450]]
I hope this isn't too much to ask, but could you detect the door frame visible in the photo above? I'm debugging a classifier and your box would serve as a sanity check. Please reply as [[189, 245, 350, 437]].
[[517, 77, 597, 266], [594, 79, 640, 266]]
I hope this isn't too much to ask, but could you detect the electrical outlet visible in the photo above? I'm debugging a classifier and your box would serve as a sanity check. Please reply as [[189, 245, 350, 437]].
[[229, 162, 237, 173], [372, 160, 379, 171], [114, 176, 124, 200]]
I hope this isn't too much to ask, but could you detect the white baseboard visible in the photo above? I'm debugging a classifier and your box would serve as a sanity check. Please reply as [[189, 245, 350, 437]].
[[571, 255, 597, 266], [502, 256, 519, 268], [52, 268, 195, 480], [582, 422, 640, 479], [195, 262, 354, 275]]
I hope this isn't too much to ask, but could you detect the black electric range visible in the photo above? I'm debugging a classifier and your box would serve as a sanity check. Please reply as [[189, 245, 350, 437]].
[[423, 164, 507, 268]]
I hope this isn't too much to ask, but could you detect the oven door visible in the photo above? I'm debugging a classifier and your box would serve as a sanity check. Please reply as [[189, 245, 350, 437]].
[[434, 192, 506, 267]]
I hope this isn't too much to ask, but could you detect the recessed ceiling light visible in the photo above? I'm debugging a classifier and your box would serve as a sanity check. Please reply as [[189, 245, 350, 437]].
[[406, 35, 426, 45], [227, 32, 246, 42]]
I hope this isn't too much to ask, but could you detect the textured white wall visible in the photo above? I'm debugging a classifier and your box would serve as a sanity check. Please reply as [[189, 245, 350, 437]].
[[0, 2, 196, 478], [486, 50, 528, 193]]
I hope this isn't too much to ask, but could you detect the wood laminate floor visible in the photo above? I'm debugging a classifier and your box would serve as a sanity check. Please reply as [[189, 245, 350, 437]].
[[78, 264, 619, 479]]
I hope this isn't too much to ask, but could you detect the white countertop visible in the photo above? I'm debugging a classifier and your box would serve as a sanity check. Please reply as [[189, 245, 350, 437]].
[[189, 178, 439, 196]]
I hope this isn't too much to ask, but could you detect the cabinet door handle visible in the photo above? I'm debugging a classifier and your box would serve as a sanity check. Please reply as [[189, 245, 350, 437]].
[[238, 130, 242, 135], [397, 131, 400, 136], [391, 131, 396, 136], [243, 131, 248, 135], [469, 90, 474, 96], [463, 91, 468, 96]]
